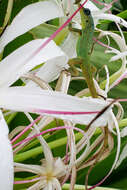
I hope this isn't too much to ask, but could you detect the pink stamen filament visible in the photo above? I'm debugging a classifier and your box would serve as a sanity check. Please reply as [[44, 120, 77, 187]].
[[11, 110, 100, 145], [32, 109, 99, 115], [88, 169, 112, 190], [11, 115, 42, 144], [118, 98, 127, 102], [92, 0, 117, 10], [64, 141, 69, 164], [93, 37, 112, 49], [24, 0, 89, 64], [110, 71, 127, 90], [92, 0, 106, 6], [12, 125, 86, 149]]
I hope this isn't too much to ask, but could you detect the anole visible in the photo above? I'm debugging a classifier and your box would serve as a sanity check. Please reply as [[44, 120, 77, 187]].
[[68, 7, 98, 98]]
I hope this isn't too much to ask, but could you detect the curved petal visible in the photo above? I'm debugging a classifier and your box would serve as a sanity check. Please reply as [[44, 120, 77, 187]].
[[0, 87, 112, 127], [60, 32, 78, 58], [95, 13, 127, 28], [115, 143, 127, 168], [0, 110, 13, 190], [0, 38, 68, 87], [0, 1, 64, 52]]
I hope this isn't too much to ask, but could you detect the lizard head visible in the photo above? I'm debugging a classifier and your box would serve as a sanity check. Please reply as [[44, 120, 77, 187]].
[[82, 8, 94, 30], [83, 8, 91, 16]]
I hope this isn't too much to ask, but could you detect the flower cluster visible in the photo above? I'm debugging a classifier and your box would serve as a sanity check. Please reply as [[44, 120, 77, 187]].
[[0, 0, 127, 190]]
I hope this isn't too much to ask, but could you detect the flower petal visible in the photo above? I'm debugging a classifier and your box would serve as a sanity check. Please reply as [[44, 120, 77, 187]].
[[95, 13, 127, 28], [0, 38, 68, 87], [115, 143, 127, 168], [60, 32, 78, 58], [0, 1, 64, 52], [0, 87, 112, 127], [0, 110, 13, 189], [120, 126, 127, 138]]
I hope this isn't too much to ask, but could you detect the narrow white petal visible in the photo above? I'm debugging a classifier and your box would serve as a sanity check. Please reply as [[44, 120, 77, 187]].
[[0, 87, 112, 127], [28, 180, 46, 190], [0, 109, 9, 135], [100, 31, 126, 52], [54, 158, 66, 177], [0, 1, 64, 52], [0, 110, 13, 190], [52, 178, 62, 190], [115, 143, 127, 168], [95, 13, 127, 28], [27, 55, 69, 86], [60, 32, 78, 58], [0, 39, 68, 87], [110, 51, 127, 62], [120, 126, 127, 137]]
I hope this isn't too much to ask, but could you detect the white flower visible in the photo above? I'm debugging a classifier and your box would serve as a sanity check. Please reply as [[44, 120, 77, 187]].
[[15, 157, 67, 190], [14, 119, 67, 190], [0, 1, 124, 188]]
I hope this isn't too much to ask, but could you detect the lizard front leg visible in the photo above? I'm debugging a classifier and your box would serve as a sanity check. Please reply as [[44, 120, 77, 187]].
[[68, 58, 83, 76]]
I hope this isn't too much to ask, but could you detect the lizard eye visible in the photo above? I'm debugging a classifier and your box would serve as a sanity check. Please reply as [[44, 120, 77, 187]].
[[83, 8, 91, 16]]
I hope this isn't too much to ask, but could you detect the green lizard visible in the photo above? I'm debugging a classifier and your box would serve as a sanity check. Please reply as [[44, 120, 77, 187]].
[[68, 7, 98, 98]]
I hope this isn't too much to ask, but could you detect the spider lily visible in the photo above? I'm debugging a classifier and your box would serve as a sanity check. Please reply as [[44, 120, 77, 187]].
[[14, 132, 67, 190], [0, 1, 124, 189]]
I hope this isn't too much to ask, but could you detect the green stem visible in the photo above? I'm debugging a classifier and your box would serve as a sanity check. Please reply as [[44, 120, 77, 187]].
[[14, 132, 83, 162], [62, 183, 119, 190], [0, 0, 13, 34]]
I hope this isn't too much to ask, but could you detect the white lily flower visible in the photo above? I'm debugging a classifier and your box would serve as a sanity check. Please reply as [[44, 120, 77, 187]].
[[14, 112, 67, 190], [14, 157, 67, 190], [0, 0, 64, 52], [0, 110, 13, 189]]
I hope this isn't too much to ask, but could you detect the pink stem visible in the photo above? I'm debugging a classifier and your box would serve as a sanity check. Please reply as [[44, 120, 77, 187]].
[[93, 37, 111, 49], [11, 115, 42, 144], [118, 99, 127, 102], [23, 0, 89, 64], [12, 125, 86, 149], [110, 70, 127, 90], [32, 109, 99, 115]]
